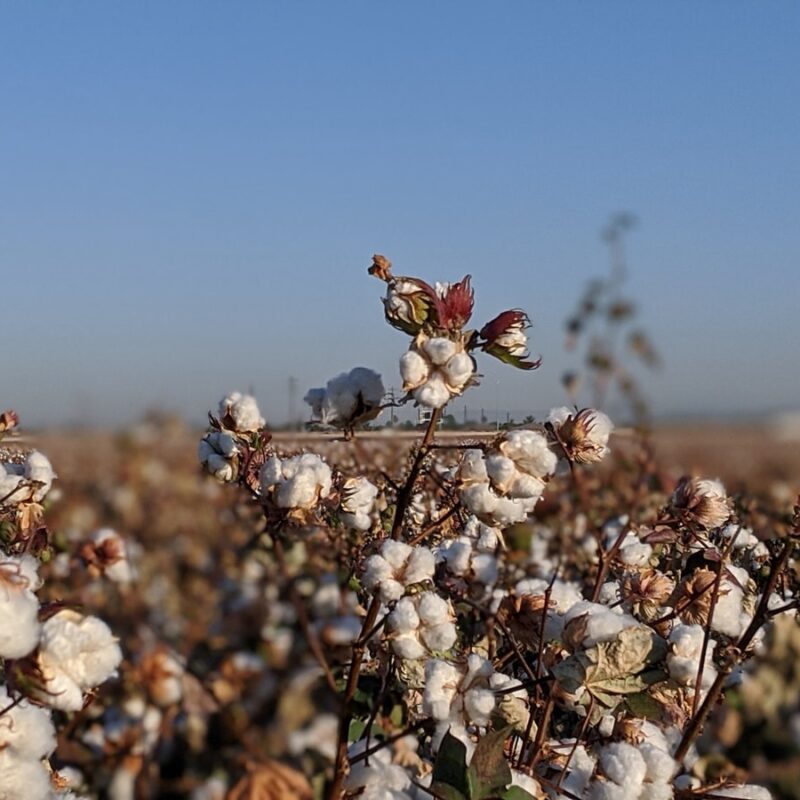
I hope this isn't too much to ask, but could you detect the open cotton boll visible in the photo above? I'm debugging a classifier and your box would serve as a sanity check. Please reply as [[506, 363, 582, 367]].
[[640, 742, 678, 783], [668, 624, 716, 688], [423, 659, 461, 721], [399, 350, 430, 390], [218, 392, 264, 432], [598, 741, 648, 788], [715, 786, 773, 800], [500, 429, 557, 479], [0, 688, 56, 760], [442, 352, 474, 389], [413, 374, 451, 409], [0, 751, 54, 800], [340, 476, 379, 531], [619, 533, 653, 567], [458, 450, 489, 484], [361, 541, 435, 603], [464, 686, 496, 726], [423, 337, 457, 366], [564, 601, 639, 646], [36, 609, 122, 712], [485, 454, 517, 493], [508, 473, 546, 500], [303, 387, 326, 419], [24, 451, 56, 501], [0, 555, 42, 659], [436, 538, 474, 575]]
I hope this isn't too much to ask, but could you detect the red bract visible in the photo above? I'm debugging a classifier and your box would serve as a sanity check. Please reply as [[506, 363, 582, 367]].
[[436, 275, 474, 331], [479, 309, 527, 343]]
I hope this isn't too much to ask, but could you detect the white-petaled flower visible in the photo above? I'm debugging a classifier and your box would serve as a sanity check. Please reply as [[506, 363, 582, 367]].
[[0, 554, 42, 659], [218, 392, 265, 433], [305, 367, 384, 429], [259, 453, 332, 510], [401, 334, 475, 409], [35, 609, 122, 712], [547, 407, 614, 464], [387, 592, 457, 659], [361, 541, 435, 603], [340, 476, 379, 531], [198, 430, 239, 482]]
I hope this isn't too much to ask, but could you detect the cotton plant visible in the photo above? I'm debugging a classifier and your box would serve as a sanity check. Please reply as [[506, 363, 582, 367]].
[[187, 260, 796, 800]]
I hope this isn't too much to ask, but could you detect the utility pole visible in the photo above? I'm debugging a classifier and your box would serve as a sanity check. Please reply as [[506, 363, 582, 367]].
[[288, 376, 298, 429]]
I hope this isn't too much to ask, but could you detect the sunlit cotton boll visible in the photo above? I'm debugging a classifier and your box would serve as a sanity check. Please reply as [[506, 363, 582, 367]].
[[339, 476, 379, 531], [218, 392, 265, 432], [198, 431, 239, 482], [308, 367, 385, 427], [361, 540, 436, 603], [0, 751, 54, 800], [24, 451, 57, 502], [0, 686, 56, 760], [401, 335, 475, 409], [0, 554, 42, 659], [35, 609, 123, 712], [259, 453, 333, 510]]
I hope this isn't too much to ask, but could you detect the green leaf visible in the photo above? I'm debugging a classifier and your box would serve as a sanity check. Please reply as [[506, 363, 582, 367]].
[[432, 730, 469, 794], [430, 784, 468, 800], [348, 719, 366, 743], [500, 788, 539, 800], [624, 692, 663, 721], [466, 727, 512, 800]]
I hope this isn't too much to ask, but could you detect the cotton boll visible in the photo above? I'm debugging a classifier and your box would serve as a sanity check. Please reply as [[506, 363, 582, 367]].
[[711, 583, 747, 638], [417, 593, 449, 626], [599, 741, 647, 788], [464, 687, 496, 726], [0, 555, 43, 659], [564, 602, 638, 646], [547, 406, 573, 427], [501, 430, 557, 478], [218, 392, 264, 432], [392, 635, 427, 660], [381, 541, 413, 571], [436, 538, 474, 575], [640, 742, 677, 783], [619, 534, 653, 567], [485, 454, 518, 493], [400, 350, 430, 390], [668, 624, 716, 688], [442, 352, 474, 389], [423, 337, 458, 366], [0, 751, 54, 800], [0, 689, 56, 759], [508, 473, 546, 500], [421, 622, 457, 653], [24, 451, 56, 501], [390, 597, 421, 634], [303, 388, 326, 418], [458, 451, 489, 484], [403, 547, 436, 585], [36, 610, 122, 711], [414, 374, 451, 409], [472, 554, 498, 585], [423, 660, 461, 721]]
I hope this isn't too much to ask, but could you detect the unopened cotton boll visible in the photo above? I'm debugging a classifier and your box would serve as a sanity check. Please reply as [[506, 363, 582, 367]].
[[0, 554, 42, 659], [218, 392, 264, 432], [36, 609, 123, 711]]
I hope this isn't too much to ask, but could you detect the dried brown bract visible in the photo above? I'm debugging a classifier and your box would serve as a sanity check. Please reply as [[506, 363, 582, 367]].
[[672, 477, 731, 530]]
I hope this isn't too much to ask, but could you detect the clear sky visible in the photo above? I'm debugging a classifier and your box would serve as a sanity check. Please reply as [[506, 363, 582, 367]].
[[2, 2, 799, 427]]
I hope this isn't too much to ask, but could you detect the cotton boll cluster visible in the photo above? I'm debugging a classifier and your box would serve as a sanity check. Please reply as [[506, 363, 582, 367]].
[[563, 601, 641, 647], [387, 592, 457, 659], [667, 624, 717, 692], [346, 739, 417, 800], [458, 430, 556, 527], [339, 476, 379, 531], [259, 453, 333, 511], [0, 450, 56, 506], [548, 407, 614, 464], [35, 609, 123, 712], [0, 554, 42, 658], [435, 536, 498, 588], [709, 565, 752, 639], [422, 654, 505, 734], [0, 686, 57, 800], [400, 334, 475, 409], [197, 430, 239, 482], [218, 392, 265, 433], [304, 367, 385, 429], [362, 540, 436, 602]]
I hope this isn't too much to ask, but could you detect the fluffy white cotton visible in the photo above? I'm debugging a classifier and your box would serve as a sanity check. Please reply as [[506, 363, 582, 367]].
[[307, 367, 385, 427], [402, 335, 475, 409], [362, 541, 436, 603], [564, 602, 639, 646], [24, 451, 56, 502], [667, 624, 717, 689], [91, 528, 136, 584], [218, 392, 264, 432], [414, 374, 451, 409], [399, 350, 430, 389], [36, 609, 123, 711], [500, 430, 557, 479], [388, 593, 457, 658], [259, 453, 332, 510], [423, 337, 457, 366], [0, 554, 42, 659], [599, 741, 647, 788], [198, 431, 238, 482], [0, 751, 53, 800], [715, 786, 772, 800], [0, 687, 56, 760], [619, 533, 653, 567], [340, 476, 379, 531], [0, 452, 56, 506]]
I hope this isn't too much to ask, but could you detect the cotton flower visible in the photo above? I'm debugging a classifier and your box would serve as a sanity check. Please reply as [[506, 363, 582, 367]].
[[0, 554, 42, 659], [548, 407, 614, 464], [218, 392, 265, 433], [259, 453, 332, 510], [339, 476, 379, 531], [401, 334, 475, 409], [35, 609, 123, 712], [305, 367, 384, 429], [361, 540, 435, 602]]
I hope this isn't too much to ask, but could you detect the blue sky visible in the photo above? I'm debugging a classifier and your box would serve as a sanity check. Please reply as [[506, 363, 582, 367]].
[[2, 2, 799, 426]]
